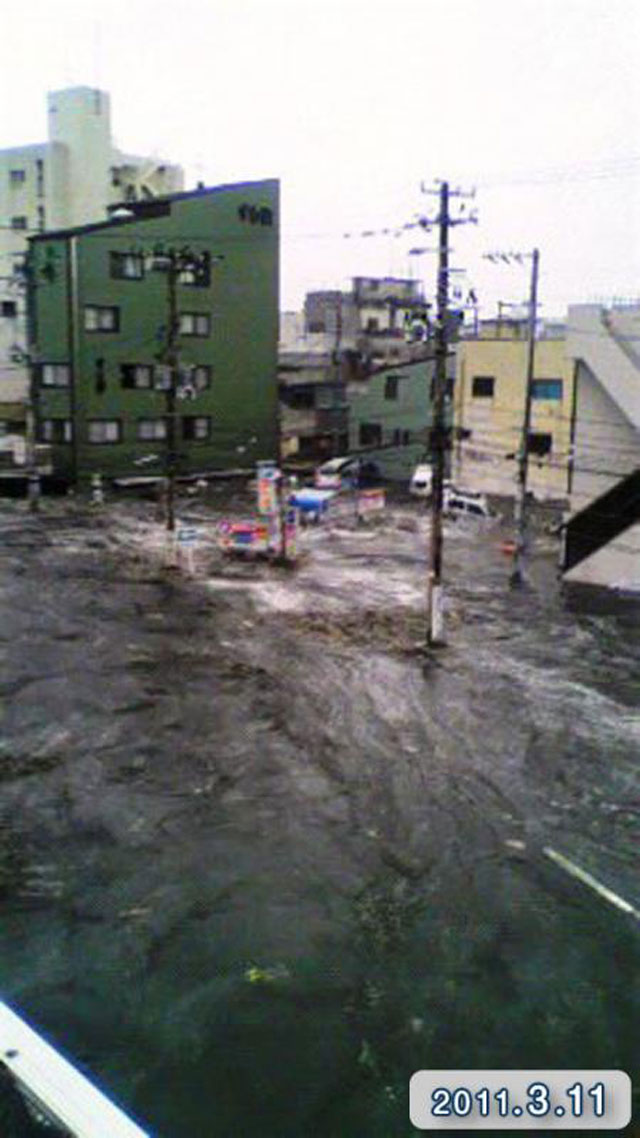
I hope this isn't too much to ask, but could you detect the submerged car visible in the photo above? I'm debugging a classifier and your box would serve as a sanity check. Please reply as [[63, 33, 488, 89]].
[[315, 456, 381, 489], [443, 486, 491, 517]]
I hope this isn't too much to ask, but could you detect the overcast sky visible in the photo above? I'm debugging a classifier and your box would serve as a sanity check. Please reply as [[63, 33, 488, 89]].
[[2, 0, 639, 319]]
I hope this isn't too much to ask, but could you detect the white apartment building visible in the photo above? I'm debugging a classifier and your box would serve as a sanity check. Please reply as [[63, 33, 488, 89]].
[[0, 87, 183, 406]]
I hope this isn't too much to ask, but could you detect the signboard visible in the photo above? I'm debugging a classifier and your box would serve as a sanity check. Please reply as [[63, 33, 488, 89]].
[[177, 526, 200, 546], [358, 488, 386, 514], [218, 519, 270, 553], [256, 462, 280, 515]]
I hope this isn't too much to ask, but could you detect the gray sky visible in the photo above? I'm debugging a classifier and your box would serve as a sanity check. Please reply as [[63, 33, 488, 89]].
[[2, 0, 639, 318]]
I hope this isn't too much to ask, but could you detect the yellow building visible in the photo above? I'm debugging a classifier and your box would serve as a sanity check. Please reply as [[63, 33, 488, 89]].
[[453, 323, 575, 501]]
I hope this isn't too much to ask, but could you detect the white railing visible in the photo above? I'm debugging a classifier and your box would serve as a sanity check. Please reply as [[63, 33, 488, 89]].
[[0, 1001, 150, 1137]]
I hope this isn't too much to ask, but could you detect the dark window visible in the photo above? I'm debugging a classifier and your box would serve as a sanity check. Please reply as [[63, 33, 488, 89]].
[[402, 429, 411, 445], [137, 419, 167, 441], [366, 317, 379, 333], [286, 387, 315, 409], [182, 416, 211, 441], [41, 364, 70, 387], [391, 428, 402, 445], [179, 255, 211, 287], [121, 364, 152, 389], [179, 312, 210, 337], [11, 216, 27, 231], [359, 422, 382, 447], [384, 375, 399, 400], [37, 205, 45, 232], [95, 358, 106, 394], [154, 366, 171, 391], [1, 301, 17, 318], [472, 375, 495, 398], [84, 305, 120, 332], [110, 252, 144, 280], [192, 365, 211, 391], [38, 418, 72, 443], [88, 419, 122, 444], [531, 379, 563, 400], [9, 169, 26, 185], [528, 431, 552, 456], [307, 321, 325, 333]]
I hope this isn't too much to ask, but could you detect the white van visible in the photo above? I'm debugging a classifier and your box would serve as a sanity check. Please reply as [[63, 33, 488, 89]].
[[409, 464, 433, 497], [443, 486, 491, 518]]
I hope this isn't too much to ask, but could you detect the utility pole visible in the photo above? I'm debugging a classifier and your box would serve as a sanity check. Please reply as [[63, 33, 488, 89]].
[[483, 248, 541, 585], [165, 254, 179, 533], [511, 247, 540, 586], [150, 245, 218, 533], [420, 181, 477, 647]]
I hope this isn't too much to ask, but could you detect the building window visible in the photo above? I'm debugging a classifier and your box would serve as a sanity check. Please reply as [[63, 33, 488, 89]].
[[41, 363, 70, 387], [402, 429, 411, 445], [391, 428, 402, 445], [182, 416, 211, 440], [192, 365, 211, 391], [1, 301, 17, 318], [9, 169, 26, 185], [36, 159, 44, 197], [137, 418, 167, 441], [384, 375, 399, 400], [531, 378, 563, 401], [179, 312, 210, 337], [366, 317, 379, 333], [84, 305, 120, 332], [472, 375, 495, 398], [110, 252, 145, 280], [154, 366, 171, 391], [88, 419, 122, 444], [121, 363, 153, 389], [528, 431, 552, 456], [37, 205, 45, 232], [179, 257, 211, 287], [39, 419, 72, 443], [359, 422, 382, 447], [11, 217, 28, 231]]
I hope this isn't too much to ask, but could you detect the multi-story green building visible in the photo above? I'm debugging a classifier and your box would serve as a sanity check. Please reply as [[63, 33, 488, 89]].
[[27, 179, 279, 484]]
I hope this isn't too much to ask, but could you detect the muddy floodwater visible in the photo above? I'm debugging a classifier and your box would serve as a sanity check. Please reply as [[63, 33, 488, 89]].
[[1, 491, 639, 1137]]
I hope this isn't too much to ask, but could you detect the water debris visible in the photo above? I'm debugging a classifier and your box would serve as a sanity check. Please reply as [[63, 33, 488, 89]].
[[244, 964, 290, 984]]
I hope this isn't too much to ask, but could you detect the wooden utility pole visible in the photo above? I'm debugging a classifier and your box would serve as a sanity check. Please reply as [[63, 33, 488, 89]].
[[420, 181, 477, 646], [427, 180, 450, 646], [165, 255, 179, 533], [511, 247, 540, 586]]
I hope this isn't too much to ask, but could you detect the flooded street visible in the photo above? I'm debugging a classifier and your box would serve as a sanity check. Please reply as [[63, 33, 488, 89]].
[[1, 490, 639, 1137]]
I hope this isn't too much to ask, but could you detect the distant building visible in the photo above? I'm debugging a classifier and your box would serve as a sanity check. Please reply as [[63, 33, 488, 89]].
[[27, 180, 279, 484], [279, 277, 431, 464], [453, 319, 575, 502], [0, 87, 184, 404], [346, 354, 454, 482]]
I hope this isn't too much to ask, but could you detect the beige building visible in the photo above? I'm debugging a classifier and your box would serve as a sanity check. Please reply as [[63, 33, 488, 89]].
[[453, 321, 575, 502], [0, 87, 183, 410]]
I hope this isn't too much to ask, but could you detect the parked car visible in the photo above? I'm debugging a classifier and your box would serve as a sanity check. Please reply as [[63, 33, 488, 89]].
[[315, 456, 381, 490], [409, 463, 433, 497]]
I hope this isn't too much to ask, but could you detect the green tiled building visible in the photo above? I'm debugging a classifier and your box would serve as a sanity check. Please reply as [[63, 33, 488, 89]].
[[27, 180, 279, 484]]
